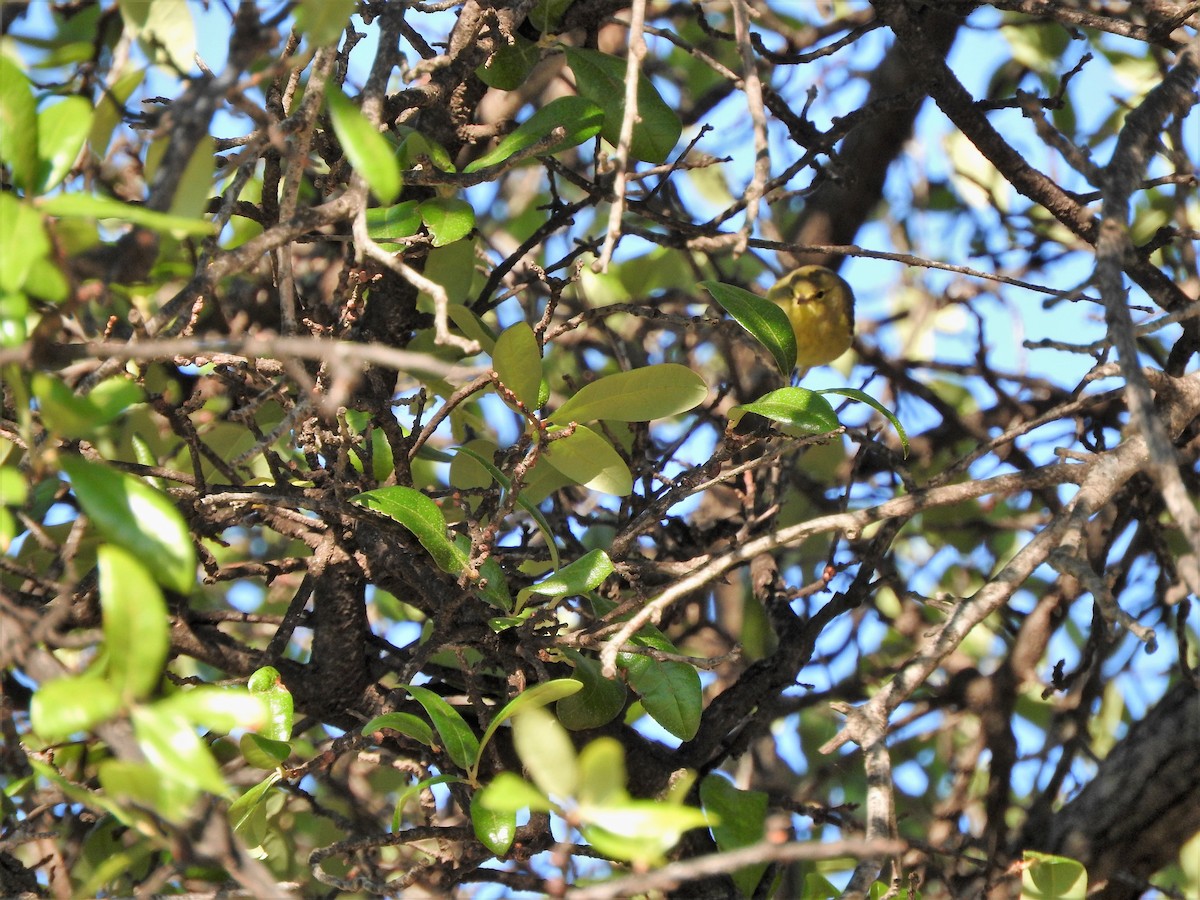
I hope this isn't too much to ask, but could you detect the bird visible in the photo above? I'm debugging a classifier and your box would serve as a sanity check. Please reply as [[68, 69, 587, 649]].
[[766, 264, 855, 373]]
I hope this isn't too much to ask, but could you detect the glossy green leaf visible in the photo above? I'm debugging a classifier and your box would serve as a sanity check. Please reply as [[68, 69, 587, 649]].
[[464, 96, 604, 173], [61, 455, 196, 594], [362, 711, 435, 747], [403, 683, 480, 770], [700, 774, 769, 897], [295, 0, 356, 46], [365, 200, 421, 244], [564, 47, 682, 164], [36, 96, 93, 193], [477, 771, 553, 814], [326, 86, 401, 203], [493, 322, 543, 410], [1022, 851, 1087, 900], [395, 126, 456, 173], [542, 425, 633, 496], [818, 387, 909, 455], [623, 654, 702, 741], [475, 35, 540, 90], [239, 732, 291, 770], [472, 793, 517, 855], [512, 705, 577, 799], [729, 387, 841, 438], [98, 545, 168, 701], [247, 666, 293, 741], [475, 679, 583, 775], [352, 486, 468, 575], [556, 649, 627, 731], [516, 548, 612, 612], [131, 705, 228, 796], [0, 55, 38, 192], [549, 363, 707, 424], [701, 280, 796, 376], [31, 675, 123, 742], [38, 192, 214, 235], [419, 196, 475, 247]]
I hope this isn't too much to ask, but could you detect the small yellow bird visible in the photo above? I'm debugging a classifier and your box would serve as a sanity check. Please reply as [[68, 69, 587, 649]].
[[767, 264, 855, 372]]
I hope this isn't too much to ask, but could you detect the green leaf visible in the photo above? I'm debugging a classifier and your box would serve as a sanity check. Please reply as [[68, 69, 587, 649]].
[[131, 705, 228, 796], [97, 759, 200, 826], [549, 363, 707, 424], [36, 96, 93, 194], [33, 374, 142, 439], [701, 280, 796, 376], [393, 773, 462, 831], [564, 47, 682, 164], [403, 683, 480, 771], [576, 736, 626, 807], [463, 96, 604, 173], [0, 55, 38, 192], [472, 793, 517, 855], [365, 200, 421, 244], [818, 387, 909, 455], [475, 679, 583, 777], [118, 0, 196, 73], [361, 712, 435, 747], [542, 425, 633, 496], [89, 68, 144, 157], [556, 649, 627, 731], [61, 455, 196, 594], [229, 772, 281, 840], [729, 387, 841, 439], [492, 322, 543, 410], [38, 192, 214, 236], [512, 705, 577, 799], [516, 549, 613, 612], [156, 686, 267, 733], [0, 194, 49, 292], [98, 545, 168, 702], [31, 675, 123, 742], [582, 798, 711, 844], [475, 35, 541, 90], [351, 486, 468, 575], [1021, 851, 1087, 900], [700, 775, 769, 897], [239, 732, 291, 770], [419, 196, 475, 247], [326, 86, 401, 203], [294, 0, 356, 46], [477, 771, 553, 814], [247, 666, 293, 741], [623, 654, 702, 741]]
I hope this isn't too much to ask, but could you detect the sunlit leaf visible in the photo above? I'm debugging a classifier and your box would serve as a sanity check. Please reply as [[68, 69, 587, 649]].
[[549, 364, 707, 424], [701, 280, 796, 375], [464, 96, 604, 173], [326, 86, 401, 203]]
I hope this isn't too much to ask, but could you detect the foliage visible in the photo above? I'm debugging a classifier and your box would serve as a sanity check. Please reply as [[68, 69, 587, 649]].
[[0, 2, 1197, 898]]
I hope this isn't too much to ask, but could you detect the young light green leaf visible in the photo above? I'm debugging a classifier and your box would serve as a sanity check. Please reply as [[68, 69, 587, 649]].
[[326, 86, 401, 203], [419, 196, 475, 247], [512, 705, 578, 799], [818, 386, 909, 455], [239, 732, 291, 770], [0, 195, 47, 293], [38, 193, 214, 235], [247, 665, 293, 741], [548, 364, 707, 424], [542, 425, 633, 496], [463, 96, 604, 174], [351, 486, 468, 575], [623, 654, 702, 741], [0, 55, 38, 192], [516, 548, 613, 612], [61, 455, 196, 594], [477, 771, 553, 814], [156, 686, 267, 733], [576, 736, 626, 807], [98, 545, 168, 702], [97, 760, 200, 827], [362, 712, 435, 747], [118, 0, 195, 73], [556, 649, 627, 731], [1022, 851, 1088, 900], [30, 675, 123, 742], [36, 96, 93, 194], [472, 792, 517, 855], [294, 0, 356, 46], [229, 772, 282, 839], [729, 387, 841, 438], [131, 705, 228, 796], [493, 321, 543, 410], [403, 683, 480, 771], [701, 280, 796, 375], [564, 47, 682, 164]]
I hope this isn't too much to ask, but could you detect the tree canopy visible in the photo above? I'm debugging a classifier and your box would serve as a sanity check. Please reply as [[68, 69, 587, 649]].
[[1, 1, 1198, 898]]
